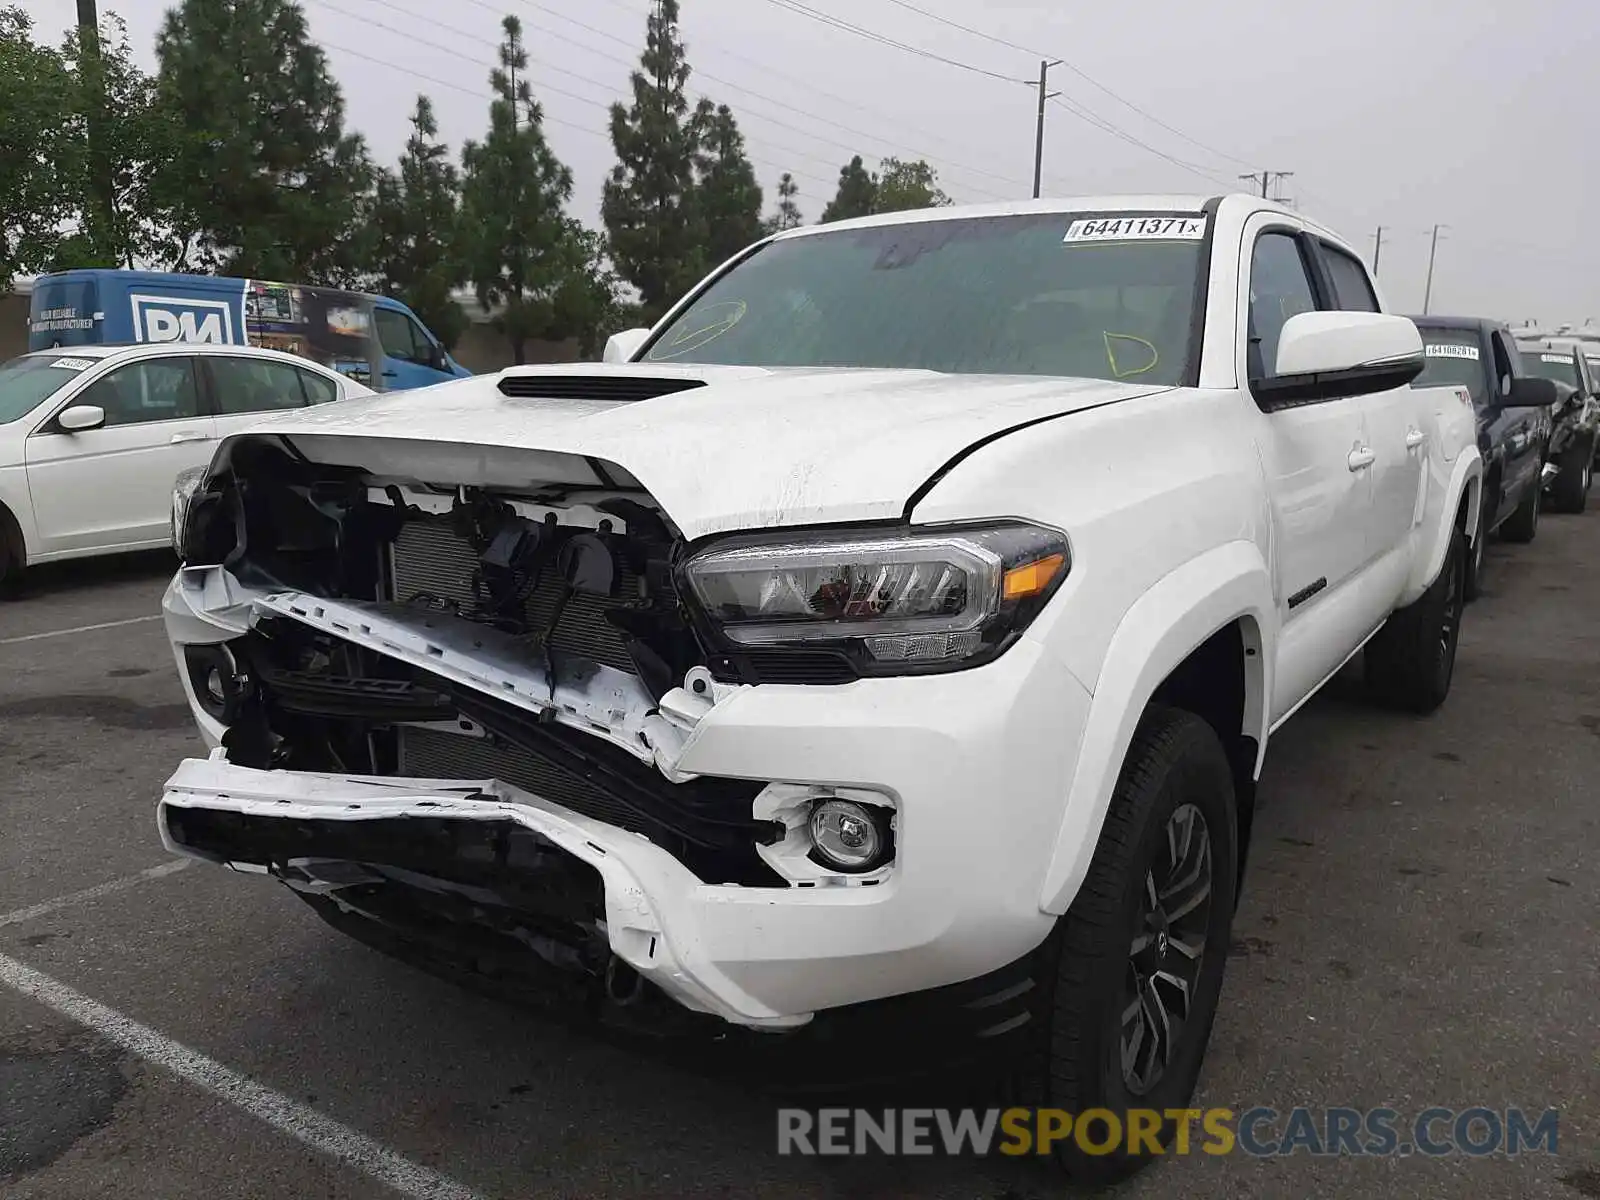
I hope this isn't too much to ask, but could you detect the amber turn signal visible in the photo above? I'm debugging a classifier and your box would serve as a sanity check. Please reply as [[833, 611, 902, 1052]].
[[1002, 553, 1067, 601]]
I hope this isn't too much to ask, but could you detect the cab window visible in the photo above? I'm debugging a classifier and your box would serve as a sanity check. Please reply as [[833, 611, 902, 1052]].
[[375, 308, 431, 364], [74, 358, 200, 427], [208, 357, 311, 415]]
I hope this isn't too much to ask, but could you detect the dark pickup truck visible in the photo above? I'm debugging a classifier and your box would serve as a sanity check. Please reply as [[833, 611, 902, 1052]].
[[1516, 335, 1600, 512], [1411, 315, 1561, 598]]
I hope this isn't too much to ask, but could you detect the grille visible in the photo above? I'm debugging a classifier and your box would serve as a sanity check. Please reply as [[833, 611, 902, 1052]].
[[400, 725, 636, 828], [389, 520, 640, 674], [496, 374, 706, 402]]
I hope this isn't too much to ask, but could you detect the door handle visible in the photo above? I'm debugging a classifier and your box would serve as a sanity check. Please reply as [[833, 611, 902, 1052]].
[[169, 431, 212, 444], [381, 370, 398, 378], [1405, 428, 1427, 449], [1347, 446, 1376, 471]]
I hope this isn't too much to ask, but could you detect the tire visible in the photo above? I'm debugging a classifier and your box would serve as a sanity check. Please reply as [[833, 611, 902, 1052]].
[[1548, 440, 1592, 514], [1017, 706, 1237, 1184], [0, 531, 21, 600], [1463, 494, 1489, 602], [1500, 476, 1540, 543], [1365, 532, 1466, 714]]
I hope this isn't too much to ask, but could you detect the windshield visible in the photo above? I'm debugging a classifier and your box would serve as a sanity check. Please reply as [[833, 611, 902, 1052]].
[[1519, 348, 1580, 389], [1413, 329, 1485, 404], [642, 212, 1207, 385], [0, 355, 96, 423]]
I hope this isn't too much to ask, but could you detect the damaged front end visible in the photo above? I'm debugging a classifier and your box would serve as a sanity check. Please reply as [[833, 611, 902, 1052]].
[[161, 432, 901, 1029]]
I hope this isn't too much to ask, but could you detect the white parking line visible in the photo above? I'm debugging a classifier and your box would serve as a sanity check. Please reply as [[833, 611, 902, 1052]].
[[0, 859, 194, 929], [0, 952, 487, 1200], [0, 614, 163, 646]]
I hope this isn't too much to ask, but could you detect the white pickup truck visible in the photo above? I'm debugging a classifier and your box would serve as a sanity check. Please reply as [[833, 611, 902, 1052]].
[[159, 194, 1480, 1179]]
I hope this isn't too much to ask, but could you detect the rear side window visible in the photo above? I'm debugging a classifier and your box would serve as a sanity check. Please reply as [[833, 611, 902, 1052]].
[[1413, 327, 1486, 405], [1319, 244, 1379, 312], [209, 357, 310, 415], [298, 367, 338, 406]]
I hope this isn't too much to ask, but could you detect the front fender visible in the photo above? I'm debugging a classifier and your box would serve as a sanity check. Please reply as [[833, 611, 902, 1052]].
[[1400, 446, 1483, 608], [1037, 541, 1275, 915]]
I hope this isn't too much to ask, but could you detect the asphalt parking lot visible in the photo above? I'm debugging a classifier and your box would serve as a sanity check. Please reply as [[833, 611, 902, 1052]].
[[0, 521, 1595, 1200]]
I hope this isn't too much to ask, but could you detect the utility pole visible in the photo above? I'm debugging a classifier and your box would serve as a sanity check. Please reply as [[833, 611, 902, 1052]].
[[1031, 58, 1062, 199], [1423, 224, 1448, 315], [1372, 226, 1384, 276], [1238, 170, 1293, 200], [76, 0, 115, 262]]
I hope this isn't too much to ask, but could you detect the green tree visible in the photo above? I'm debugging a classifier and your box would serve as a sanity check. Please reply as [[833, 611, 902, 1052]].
[[52, 15, 182, 269], [0, 8, 72, 278], [373, 96, 466, 348], [693, 100, 762, 266], [773, 172, 802, 230], [820, 155, 877, 223], [459, 16, 589, 364], [603, 0, 704, 322], [875, 156, 950, 212], [154, 0, 373, 280], [549, 223, 622, 359]]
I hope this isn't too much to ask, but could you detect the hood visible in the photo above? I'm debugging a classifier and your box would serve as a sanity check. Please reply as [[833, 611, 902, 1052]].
[[242, 363, 1168, 540]]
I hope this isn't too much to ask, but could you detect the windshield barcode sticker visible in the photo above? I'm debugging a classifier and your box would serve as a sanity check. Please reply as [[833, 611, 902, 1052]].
[[49, 357, 94, 371], [1063, 216, 1206, 243], [1540, 354, 1570, 364], [1425, 344, 1479, 360]]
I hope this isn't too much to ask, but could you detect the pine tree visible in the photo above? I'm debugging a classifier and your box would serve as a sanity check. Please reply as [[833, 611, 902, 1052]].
[[459, 17, 588, 364], [820, 155, 877, 223], [603, 0, 705, 322], [154, 0, 373, 280], [694, 100, 762, 266], [774, 172, 802, 230], [373, 96, 466, 348]]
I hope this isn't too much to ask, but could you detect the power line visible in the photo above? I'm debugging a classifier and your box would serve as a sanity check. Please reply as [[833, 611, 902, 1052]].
[[1049, 96, 1234, 189], [872, 0, 1258, 169], [754, 0, 1034, 85]]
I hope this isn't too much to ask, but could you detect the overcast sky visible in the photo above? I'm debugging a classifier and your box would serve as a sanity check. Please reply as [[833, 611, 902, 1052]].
[[31, 0, 1600, 324]]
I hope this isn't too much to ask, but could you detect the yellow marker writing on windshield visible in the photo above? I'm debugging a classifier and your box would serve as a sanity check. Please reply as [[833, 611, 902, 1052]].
[[1103, 332, 1160, 378]]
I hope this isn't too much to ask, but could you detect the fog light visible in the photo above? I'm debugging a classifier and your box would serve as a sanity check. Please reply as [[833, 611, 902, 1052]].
[[808, 799, 890, 872], [183, 643, 246, 723]]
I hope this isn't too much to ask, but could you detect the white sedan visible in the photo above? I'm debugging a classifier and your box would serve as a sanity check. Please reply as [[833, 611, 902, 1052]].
[[0, 342, 370, 590]]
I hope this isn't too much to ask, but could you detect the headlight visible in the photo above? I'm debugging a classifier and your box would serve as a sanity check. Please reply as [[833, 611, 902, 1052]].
[[171, 466, 209, 556], [681, 521, 1069, 674]]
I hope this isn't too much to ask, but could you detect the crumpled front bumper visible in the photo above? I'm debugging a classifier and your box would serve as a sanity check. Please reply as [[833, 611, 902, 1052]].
[[160, 571, 1094, 1030]]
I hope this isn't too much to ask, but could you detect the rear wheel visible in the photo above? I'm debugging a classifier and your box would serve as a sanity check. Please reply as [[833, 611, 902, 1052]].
[[1549, 440, 1593, 513], [1017, 706, 1237, 1184], [1365, 532, 1465, 713], [1501, 478, 1541, 543]]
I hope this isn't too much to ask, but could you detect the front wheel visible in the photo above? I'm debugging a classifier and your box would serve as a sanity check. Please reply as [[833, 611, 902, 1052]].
[[1365, 532, 1466, 714], [1018, 706, 1237, 1184]]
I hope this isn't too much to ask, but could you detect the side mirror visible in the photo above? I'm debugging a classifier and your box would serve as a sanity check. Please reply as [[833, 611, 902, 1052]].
[[427, 343, 449, 372], [1255, 311, 1424, 407], [1505, 377, 1560, 408], [57, 404, 106, 432], [603, 328, 651, 363]]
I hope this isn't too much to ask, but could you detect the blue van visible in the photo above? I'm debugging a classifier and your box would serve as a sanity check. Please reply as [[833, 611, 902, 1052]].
[[27, 270, 472, 391]]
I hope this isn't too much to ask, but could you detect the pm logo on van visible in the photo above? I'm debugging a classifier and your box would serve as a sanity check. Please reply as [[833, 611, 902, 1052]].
[[130, 294, 236, 344]]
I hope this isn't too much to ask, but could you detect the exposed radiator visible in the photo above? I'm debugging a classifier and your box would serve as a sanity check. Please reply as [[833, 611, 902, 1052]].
[[388, 519, 641, 674], [399, 725, 636, 829]]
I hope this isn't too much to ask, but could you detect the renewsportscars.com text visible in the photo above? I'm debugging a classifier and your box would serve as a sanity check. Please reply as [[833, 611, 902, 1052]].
[[776, 1107, 1560, 1158]]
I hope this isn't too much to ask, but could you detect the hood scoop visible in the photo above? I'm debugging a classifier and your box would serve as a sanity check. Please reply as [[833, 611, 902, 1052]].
[[497, 373, 709, 403]]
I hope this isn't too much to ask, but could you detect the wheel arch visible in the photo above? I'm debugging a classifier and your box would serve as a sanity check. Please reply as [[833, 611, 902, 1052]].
[[1037, 541, 1274, 915], [1401, 448, 1484, 606]]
